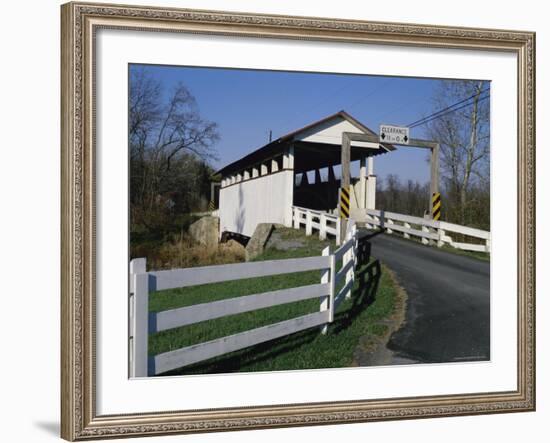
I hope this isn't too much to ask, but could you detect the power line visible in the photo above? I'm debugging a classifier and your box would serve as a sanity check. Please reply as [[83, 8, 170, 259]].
[[274, 78, 358, 134], [347, 78, 393, 110], [274, 77, 392, 138], [409, 94, 489, 129], [376, 92, 431, 124], [407, 87, 490, 128], [407, 87, 490, 127]]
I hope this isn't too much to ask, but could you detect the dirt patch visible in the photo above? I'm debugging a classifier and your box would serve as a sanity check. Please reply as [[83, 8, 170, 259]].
[[351, 267, 412, 367], [265, 228, 306, 251]]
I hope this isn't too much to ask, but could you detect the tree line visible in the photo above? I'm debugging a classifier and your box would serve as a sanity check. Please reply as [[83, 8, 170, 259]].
[[129, 68, 219, 237], [129, 71, 491, 239], [377, 80, 490, 231], [376, 174, 490, 231]]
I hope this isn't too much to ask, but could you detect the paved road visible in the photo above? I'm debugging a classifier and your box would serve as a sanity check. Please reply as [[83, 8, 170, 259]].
[[361, 231, 490, 364]]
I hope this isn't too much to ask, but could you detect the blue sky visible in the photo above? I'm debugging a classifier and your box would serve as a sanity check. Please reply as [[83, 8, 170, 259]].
[[131, 64, 450, 184]]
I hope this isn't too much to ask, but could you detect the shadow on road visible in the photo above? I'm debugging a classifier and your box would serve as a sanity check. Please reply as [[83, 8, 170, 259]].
[[359, 228, 384, 242]]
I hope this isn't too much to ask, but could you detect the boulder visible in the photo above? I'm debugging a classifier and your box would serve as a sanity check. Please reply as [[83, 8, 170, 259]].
[[188, 216, 219, 249], [220, 239, 246, 259], [245, 223, 275, 261]]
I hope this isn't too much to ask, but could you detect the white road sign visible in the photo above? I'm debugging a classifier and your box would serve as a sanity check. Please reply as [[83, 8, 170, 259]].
[[380, 124, 410, 145]]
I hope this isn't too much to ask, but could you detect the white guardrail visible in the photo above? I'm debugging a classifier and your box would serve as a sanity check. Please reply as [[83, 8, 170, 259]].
[[362, 209, 491, 253], [292, 205, 341, 245], [129, 222, 357, 377]]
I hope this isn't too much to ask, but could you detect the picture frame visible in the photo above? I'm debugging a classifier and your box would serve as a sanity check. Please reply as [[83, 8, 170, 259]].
[[60, 1, 536, 440]]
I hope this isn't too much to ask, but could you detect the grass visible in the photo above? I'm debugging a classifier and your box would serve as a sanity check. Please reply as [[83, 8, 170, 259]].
[[148, 228, 400, 375], [131, 213, 245, 270], [439, 244, 490, 261]]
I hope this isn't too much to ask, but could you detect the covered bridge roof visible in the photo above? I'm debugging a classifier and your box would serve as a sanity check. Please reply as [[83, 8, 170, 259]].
[[215, 111, 394, 177]]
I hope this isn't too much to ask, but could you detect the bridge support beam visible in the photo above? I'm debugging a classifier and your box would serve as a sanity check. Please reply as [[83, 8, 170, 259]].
[[315, 169, 322, 184], [366, 156, 376, 210], [283, 145, 295, 228], [359, 156, 367, 209]]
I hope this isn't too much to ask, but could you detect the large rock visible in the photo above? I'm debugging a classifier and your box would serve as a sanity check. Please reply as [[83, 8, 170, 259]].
[[219, 239, 246, 260], [188, 216, 219, 249], [245, 223, 275, 261]]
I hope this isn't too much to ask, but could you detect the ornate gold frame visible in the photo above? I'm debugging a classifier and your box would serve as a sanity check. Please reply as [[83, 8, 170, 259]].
[[60, 2, 536, 440]]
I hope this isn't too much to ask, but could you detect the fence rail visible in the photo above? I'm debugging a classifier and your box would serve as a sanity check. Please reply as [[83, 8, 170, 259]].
[[129, 221, 357, 377], [153, 311, 330, 375], [292, 206, 341, 245], [147, 255, 331, 291], [361, 209, 490, 253]]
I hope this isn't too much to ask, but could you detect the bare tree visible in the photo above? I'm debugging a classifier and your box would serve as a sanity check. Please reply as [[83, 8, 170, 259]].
[[426, 80, 490, 225], [129, 68, 220, 231]]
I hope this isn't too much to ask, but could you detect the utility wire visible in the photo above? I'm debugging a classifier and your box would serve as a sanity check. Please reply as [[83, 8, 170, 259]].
[[347, 78, 393, 110], [407, 87, 490, 128], [273, 77, 392, 138], [377, 92, 431, 124], [274, 78, 358, 135], [409, 94, 489, 129]]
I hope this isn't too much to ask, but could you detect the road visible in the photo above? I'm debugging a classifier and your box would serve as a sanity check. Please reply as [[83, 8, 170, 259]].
[[361, 231, 490, 364]]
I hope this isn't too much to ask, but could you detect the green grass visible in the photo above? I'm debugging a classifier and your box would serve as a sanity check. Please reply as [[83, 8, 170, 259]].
[[148, 228, 399, 375], [439, 244, 490, 261]]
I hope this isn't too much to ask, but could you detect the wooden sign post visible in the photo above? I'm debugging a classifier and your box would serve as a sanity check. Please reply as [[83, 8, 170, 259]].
[[339, 133, 351, 242]]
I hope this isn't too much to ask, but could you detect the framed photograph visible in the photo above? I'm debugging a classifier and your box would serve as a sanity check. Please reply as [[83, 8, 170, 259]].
[[61, 1, 535, 440]]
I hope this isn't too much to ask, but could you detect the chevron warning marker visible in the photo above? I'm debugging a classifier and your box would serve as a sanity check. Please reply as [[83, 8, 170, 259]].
[[432, 192, 441, 221], [340, 187, 350, 219]]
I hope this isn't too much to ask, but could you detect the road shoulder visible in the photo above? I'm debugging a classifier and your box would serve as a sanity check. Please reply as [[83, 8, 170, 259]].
[[352, 266, 413, 367]]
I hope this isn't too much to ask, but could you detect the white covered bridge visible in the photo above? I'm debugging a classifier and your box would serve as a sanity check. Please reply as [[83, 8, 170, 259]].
[[216, 111, 393, 240], [215, 110, 490, 253]]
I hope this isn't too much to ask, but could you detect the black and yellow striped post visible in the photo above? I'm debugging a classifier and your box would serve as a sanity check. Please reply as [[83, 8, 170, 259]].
[[340, 186, 350, 219], [208, 200, 216, 211], [432, 192, 441, 220]]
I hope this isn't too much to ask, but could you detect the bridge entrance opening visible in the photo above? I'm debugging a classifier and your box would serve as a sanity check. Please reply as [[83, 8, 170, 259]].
[[291, 141, 385, 215]]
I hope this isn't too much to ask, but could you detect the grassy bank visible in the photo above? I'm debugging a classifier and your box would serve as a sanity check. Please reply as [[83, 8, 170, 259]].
[[148, 228, 400, 375], [131, 214, 245, 270], [439, 244, 490, 261]]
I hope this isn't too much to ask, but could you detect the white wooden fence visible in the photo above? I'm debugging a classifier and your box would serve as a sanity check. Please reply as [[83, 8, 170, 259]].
[[292, 206, 341, 245], [362, 209, 491, 253], [129, 222, 357, 377]]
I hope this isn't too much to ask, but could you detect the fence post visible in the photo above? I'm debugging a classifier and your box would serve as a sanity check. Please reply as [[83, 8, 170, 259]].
[[421, 225, 430, 245], [403, 222, 411, 239], [345, 229, 354, 300], [320, 246, 334, 335], [352, 223, 358, 269], [293, 207, 300, 229], [386, 218, 394, 234], [319, 213, 327, 240], [485, 235, 491, 253], [336, 217, 341, 246], [437, 228, 445, 247], [130, 258, 149, 377], [305, 210, 313, 236]]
